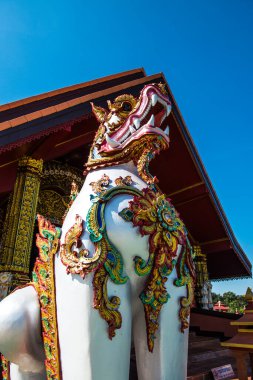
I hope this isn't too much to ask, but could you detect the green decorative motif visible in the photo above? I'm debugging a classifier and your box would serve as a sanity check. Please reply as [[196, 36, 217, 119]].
[[120, 186, 195, 352], [61, 185, 142, 339]]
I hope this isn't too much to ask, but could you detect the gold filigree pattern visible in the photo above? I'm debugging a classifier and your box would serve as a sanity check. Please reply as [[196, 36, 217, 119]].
[[32, 214, 61, 380], [62, 181, 79, 222], [37, 190, 68, 226], [60, 215, 101, 278], [179, 280, 194, 331], [0, 157, 43, 282], [114, 175, 133, 186], [93, 266, 122, 339], [90, 174, 110, 194], [42, 161, 83, 195]]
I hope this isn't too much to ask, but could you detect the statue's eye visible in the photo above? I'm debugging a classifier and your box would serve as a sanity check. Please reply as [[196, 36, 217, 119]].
[[122, 102, 132, 112]]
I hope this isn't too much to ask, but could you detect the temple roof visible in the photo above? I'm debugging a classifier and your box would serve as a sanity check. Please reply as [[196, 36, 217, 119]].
[[0, 68, 251, 280]]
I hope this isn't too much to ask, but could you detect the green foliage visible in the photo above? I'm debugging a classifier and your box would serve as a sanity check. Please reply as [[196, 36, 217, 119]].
[[211, 291, 247, 314]]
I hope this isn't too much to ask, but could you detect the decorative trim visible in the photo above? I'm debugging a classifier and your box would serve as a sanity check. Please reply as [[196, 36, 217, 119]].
[[0, 114, 92, 154], [0, 272, 13, 301], [230, 321, 253, 326], [62, 181, 79, 222], [120, 186, 195, 351], [221, 342, 253, 349], [0, 157, 43, 281], [1, 354, 10, 380], [114, 175, 133, 187], [168, 182, 204, 197], [238, 329, 253, 332], [32, 214, 61, 380], [37, 190, 68, 226], [61, 185, 141, 339], [211, 275, 252, 282], [89, 174, 110, 195]]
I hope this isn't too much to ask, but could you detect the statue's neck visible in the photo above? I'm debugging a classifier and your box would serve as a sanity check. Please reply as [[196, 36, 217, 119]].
[[84, 161, 142, 186]]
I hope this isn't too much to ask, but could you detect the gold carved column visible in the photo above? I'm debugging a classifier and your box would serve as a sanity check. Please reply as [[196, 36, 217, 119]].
[[0, 157, 43, 288], [193, 245, 213, 309]]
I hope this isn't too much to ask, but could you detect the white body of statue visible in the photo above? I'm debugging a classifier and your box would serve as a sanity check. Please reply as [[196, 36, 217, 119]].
[[0, 84, 193, 380]]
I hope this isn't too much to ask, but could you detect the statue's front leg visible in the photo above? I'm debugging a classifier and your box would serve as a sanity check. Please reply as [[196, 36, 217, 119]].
[[0, 286, 46, 377], [55, 253, 133, 380], [132, 268, 189, 380]]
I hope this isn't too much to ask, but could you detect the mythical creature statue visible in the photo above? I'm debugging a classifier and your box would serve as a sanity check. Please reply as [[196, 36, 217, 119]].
[[0, 84, 195, 380]]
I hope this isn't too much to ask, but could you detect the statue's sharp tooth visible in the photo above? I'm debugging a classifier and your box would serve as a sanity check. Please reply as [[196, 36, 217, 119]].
[[147, 114, 155, 127], [105, 134, 120, 148], [166, 104, 172, 116], [151, 94, 158, 106], [164, 126, 170, 136], [134, 118, 140, 129], [129, 125, 135, 134]]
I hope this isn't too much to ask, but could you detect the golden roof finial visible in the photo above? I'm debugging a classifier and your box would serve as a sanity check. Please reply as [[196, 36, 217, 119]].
[[245, 287, 253, 302]]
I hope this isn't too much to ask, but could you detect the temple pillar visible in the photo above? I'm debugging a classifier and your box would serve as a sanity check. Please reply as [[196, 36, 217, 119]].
[[193, 245, 213, 309], [233, 350, 248, 380], [0, 157, 43, 290]]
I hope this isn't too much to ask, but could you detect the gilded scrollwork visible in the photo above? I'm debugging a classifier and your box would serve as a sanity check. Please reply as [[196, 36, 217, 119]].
[[42, 161, 83, 195], [37, 190, 69, 226], [0, 157, 43, 283], [61, 185, 141, 339], [114, 175, 133, 186], [89, 174, 110, 195], [120, 186, 195, 352], [32, 214, 61, 379]]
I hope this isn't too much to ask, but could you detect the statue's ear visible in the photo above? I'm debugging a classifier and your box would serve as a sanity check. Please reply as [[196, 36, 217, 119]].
[[91, 102, 108, 123]]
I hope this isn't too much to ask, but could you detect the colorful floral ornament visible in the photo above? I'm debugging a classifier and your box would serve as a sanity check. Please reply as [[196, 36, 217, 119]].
[[1, 354, 10, 380], [32, 214, 61, 380], [89, 173, 110, 195], [114, 175, 133, 186], [120, 187, 195, 352]]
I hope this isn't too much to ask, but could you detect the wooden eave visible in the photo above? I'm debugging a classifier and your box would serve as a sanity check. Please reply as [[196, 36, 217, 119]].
[[0, 69, 251, 280]]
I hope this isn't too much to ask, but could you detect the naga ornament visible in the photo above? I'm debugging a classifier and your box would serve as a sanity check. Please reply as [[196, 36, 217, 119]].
[[85, 83, 171, 184]]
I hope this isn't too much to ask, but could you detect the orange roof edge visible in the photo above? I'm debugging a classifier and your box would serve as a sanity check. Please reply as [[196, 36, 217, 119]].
[[0, 72, 161, 133], [0, 68, 145, 113]]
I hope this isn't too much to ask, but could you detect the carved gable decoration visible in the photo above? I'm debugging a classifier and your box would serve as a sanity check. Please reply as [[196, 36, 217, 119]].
[[37, 161, 84, 225]]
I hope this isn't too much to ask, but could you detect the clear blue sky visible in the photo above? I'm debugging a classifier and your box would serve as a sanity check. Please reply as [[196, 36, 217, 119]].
[[0, 1, 252, 295]]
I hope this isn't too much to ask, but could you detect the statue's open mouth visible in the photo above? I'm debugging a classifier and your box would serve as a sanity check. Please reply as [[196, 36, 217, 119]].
[[100, 85, 172, 153]]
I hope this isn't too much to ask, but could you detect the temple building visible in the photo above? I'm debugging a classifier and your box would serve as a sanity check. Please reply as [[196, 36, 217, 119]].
[[0, 68, 251, 307]]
